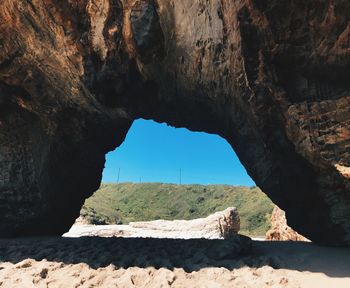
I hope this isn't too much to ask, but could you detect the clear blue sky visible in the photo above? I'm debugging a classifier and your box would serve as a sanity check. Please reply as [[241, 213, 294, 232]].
[[102, 119, 255, 186]]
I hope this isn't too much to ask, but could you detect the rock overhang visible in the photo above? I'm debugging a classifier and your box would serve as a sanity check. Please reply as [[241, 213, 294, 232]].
[[0, 0, 349, 245]]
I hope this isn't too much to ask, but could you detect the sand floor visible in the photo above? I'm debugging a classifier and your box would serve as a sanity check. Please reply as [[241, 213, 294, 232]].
[[0, 236, 349, 287]]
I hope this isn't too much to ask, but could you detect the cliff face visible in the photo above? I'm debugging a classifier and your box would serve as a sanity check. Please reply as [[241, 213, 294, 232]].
[[0, 0, 349, 245]]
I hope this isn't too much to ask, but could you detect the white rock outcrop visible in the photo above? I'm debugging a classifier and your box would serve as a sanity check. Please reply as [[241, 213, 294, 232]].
[[65, 207, 240, 239]]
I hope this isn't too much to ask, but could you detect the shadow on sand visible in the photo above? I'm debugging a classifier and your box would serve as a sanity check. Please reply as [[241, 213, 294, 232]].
[[0, 236, 349, 278]]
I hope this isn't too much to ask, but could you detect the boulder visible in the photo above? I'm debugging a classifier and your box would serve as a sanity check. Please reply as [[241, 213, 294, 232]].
[[65, 207, 241, 239], [129, 207, 240, 239]]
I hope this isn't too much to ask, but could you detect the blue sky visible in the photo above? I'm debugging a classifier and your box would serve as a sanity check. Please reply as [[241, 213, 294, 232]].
[[102, 119, 255, 186]]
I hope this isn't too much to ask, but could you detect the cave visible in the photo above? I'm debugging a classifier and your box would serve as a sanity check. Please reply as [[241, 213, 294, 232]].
[[0, 0, 350, 245], [75, 119, 269, 235], [77, 115, 324, 240]]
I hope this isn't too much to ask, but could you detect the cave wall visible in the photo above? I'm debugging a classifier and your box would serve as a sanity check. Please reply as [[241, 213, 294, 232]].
[[0, 0, 349, 245]]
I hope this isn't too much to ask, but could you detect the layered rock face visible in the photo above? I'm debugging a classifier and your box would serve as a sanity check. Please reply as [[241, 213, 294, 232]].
[[0, 0, 349, 245]]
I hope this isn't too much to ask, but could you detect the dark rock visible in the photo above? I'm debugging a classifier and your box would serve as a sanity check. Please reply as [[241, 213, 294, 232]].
[[130, 1, 165, 63], [0, 0, 350, 245]]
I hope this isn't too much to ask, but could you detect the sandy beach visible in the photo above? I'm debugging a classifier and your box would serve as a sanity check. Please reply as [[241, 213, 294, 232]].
[[0, 235, 349, 288]]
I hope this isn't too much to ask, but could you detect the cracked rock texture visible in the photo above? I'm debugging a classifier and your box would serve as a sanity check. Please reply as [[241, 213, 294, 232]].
[[0, 0, 350, 245]]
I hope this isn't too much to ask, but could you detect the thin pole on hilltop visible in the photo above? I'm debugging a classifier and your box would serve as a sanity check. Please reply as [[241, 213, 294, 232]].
[[179, 168, 182, 185], [117, 168, 120, 184]]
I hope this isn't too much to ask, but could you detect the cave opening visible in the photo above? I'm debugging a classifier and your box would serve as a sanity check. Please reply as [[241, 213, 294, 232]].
[[70, 119, 274, 238]]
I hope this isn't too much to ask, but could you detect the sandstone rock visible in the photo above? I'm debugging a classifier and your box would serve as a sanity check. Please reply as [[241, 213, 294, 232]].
[[130, 207, 240, 239], [266, 206, 309, 242], [74, 216, 90, 226], [0, 0, 350, 245], [65, 207, 240, 239]]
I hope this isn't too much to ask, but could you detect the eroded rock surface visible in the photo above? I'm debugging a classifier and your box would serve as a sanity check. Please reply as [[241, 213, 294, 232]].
[[0, 0, 350, 245], [65, 207, 240, 239], [266, 206, 309, 242]]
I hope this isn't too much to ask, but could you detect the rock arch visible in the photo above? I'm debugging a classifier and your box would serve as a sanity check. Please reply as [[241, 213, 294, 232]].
[[0, 0, 349, 245]]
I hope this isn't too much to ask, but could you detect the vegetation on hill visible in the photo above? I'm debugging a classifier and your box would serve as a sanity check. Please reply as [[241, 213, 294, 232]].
[[80, 183, 274, 236]]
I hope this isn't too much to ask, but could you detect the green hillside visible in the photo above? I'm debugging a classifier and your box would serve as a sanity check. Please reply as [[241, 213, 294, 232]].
[[80, 183, 274, 237]]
